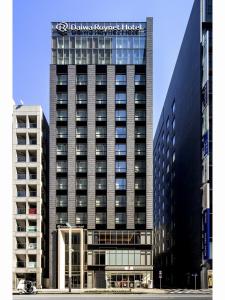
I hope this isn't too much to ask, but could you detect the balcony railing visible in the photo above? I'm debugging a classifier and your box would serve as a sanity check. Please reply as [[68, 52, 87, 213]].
[[96, 150, 107, 156], [29, 208, 37, 214], [17, 123, 26, 128], [57, 184, 67, 190], [29, 123, 37, 128], [27, 226, 37, 232], [17, 243, 26, 249], [76, 133, 87, 138], [28, 262, 37, 268], [17, 208, 26, 214], [96, 167, 107, 173], [29, 191, 37, 197], [115, 150, 126, 156], [57, 167, 67, 173], [17, 174, 26, 180], [57, 150, 67, 155], [17, 191, 26, 197], [29, 174, 37, 180], [96, 116, 107, 121], [17, 261, 26, 268], [76, 167, 87, 173], [57, 133, 68, 138], [17, 226, 26, 232], [56, 218, 68, 224], [17, 156, 26, 162], [28, 243, 37, 250], [29, 139, 37, 145], [56, 200, 68, 207], [76, 150, 87, 156], [29, 157, 37, 162], [17, 139, 26, 145]]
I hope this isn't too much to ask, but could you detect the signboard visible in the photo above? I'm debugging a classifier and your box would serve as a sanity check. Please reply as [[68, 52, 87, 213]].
[[203, 208, 210, 260], [208, 270, 213, 288], [56, 22, 143, 34]]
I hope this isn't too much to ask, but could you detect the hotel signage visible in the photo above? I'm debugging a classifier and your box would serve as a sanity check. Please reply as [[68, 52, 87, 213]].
[[56, 22, 143, 34]]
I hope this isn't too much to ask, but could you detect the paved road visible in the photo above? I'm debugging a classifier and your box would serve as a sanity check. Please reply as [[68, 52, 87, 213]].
[[13, 294, 212, 300]]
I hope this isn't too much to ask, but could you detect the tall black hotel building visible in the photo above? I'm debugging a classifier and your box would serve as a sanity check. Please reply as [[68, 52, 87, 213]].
[[49, 20, 153, 289]]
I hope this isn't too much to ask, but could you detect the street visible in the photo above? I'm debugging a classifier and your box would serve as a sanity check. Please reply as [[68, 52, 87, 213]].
[[13, 294, 212, 300]]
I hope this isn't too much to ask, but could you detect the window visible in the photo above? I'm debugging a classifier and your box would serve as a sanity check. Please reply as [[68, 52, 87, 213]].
[[76, 195, 87, 207], [166, 117, 170, 129], [57, 143, 67, 155], [57, 126, 67, 138], [76, 178, 87, 190], [135, 195, 145, 207], [172, 118, 175, 130], [96, 178, 107, 190], [135, 110, 145, 121], [115, 195, 126, 207], [115, 144, 126, 156], [135, 160, 145, 173], [16, 116, 26, 128], [115, 74, 126, 85], [57, 110, 67, 121], [56, 195, 67, 207], [135, 126, 145, 138], [172, 135, 176, 146], [57, 178, 67, 190], [96, 195, 107, 207], [96, 144, 106, 156], [135, 178, 146, 190], [57, 74, 67, 85], [96, 126, 106, 138], [172, 100, 175, 114], [76, 92, 87, 104], [116, 127, 126, 138], [57, 161, 67, 172], [116, 161, 126, 173], [115, 213, 126, 224], [96, 74, 107, 85], [135, 143, 145, 156], [116, 110, 126, 121], [76, 212, 87, 225], [135, 212, 146, 224], [76, 74, 87, 85], [115, 178, 126, 190], [76, 143, 87, 155], [96, 212, 107, 224], [116, 93, 126, 104], [76, 110, 87, 121], [76, 160, 87, 173], [135, 92, 145, 104], [96, 161, 107, 173], [96, 92, 107, 104], [166, 149, 169, 159], [172, 152, 176, 163], [135, 74, 145, 85], [166, 134, 170, 144], [96, 110, 107, 121], [76, 126, 87, 138], [17, 133, 26, 145]]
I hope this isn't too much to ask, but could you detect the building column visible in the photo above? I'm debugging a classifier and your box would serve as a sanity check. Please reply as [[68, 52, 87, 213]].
[[49, 64, 57, 288], [87, 65, 96, 229], [146, 17, 153, 229], [107, 65, 115, 229], [126, 65, 135, 229], [68, 65, 76, 225]]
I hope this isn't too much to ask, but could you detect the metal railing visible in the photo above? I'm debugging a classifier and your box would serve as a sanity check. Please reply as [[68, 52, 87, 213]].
[[29, 123, 37, 128], [17, 226, 26, 232], [17, 174, 26, 180], [29, 191, 37, 197], [17, 123, 26, 128], [27, 226, 37, 232], [17, 208, 26, 214], [17, 191, 26, 197], [17, 156, 26, 162], [17, 261, 26, 268]]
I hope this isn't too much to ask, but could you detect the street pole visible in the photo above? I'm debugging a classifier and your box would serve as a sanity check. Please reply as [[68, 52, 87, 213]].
[[192, 273, 198, 290], [159, 277, 161, 289], [194, 274, 197, 290], [68, 226, 72, 293]]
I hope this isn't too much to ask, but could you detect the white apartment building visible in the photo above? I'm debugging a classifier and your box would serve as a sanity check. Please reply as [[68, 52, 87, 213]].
[[12, 105, 49, 289]]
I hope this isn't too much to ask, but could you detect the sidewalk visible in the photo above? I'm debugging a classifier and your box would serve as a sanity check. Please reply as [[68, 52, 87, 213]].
[[13, 288, 167, 295]]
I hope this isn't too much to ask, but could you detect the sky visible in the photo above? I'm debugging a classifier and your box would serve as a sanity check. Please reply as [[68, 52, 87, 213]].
[[13, 0, 194, 134]]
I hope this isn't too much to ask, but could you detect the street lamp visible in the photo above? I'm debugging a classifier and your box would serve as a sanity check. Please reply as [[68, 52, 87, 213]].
[[66, 222, 72, 293]]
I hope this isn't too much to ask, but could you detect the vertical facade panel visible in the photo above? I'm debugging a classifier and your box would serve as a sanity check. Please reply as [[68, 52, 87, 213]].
[[49, 65, 57, 287], [68, 65, 76, 225], [107, 65, 115, 229], [87, 65, 96, 229], [126, 65, 135, 229], [146, 17, 153, 229]]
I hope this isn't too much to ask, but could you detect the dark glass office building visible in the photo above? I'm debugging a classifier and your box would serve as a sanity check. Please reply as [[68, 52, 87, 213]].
[[153, 0, 212, 289], [49, 20, 153, 289]]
